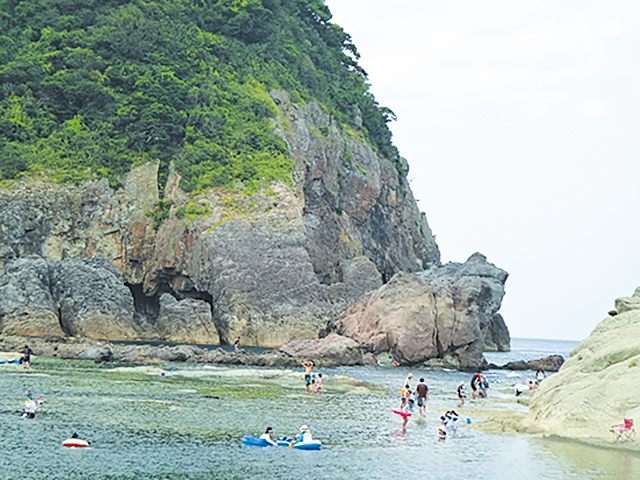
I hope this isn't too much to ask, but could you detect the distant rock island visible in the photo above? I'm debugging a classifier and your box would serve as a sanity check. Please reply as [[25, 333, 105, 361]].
[[520, 287, 640, 449]]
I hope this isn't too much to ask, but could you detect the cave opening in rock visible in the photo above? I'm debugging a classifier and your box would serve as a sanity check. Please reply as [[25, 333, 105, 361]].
[[125, 279, 215, 326], [126, 282, 162, 322]]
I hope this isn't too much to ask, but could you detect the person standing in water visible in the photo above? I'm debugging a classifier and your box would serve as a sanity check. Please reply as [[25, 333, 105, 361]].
[[471, 373, 485, 399], [415, 378, 429, 417], [482, 374, 490, 397], [316, 373, 323, 396], [400, 384, 411, 410], [457, 382, 466, 406], [403, 372, 413, 390], [20, 345, 34, 369], [233, 337, 240, 352], [301, 360, 314, 394]]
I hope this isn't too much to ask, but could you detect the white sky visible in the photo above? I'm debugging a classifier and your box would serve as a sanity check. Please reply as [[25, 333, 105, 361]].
[[324, 0, 640, 341]]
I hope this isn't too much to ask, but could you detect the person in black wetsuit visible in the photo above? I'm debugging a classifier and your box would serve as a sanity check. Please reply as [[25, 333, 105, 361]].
[[470, 372, 485, 399], [457, 382, 466, 406]]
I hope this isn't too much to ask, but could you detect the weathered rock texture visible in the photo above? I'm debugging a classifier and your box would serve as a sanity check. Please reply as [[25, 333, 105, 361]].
[[50, 256, 138, 340], [157, 293, 219, 344], [521, 288, 640, 450], [0, 92, 509, 363], [500, 355, 564, 372], [328, 253, 509, 368], [0, 256, 63, 337], [279, 333, 363, 367]]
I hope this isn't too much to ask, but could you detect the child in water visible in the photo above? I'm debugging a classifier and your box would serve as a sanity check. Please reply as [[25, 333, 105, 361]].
[[457, 382, 466, 406], [316, 373, 323, 395], [22, 391, 38, 419], [400, 385, 411, 410]]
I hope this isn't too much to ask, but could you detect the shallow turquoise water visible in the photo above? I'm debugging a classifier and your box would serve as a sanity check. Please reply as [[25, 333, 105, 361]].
[[1, 341, 639, 480]]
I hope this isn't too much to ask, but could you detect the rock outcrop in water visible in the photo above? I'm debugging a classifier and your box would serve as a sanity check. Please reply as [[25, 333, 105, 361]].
[[0, 92, 509, 368], [498, 355, 564, 372], [323, 253, 509, 368], [521, 287, 640, 450]]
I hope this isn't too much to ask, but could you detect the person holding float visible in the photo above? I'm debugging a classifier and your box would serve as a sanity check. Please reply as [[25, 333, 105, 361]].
[[62, 433, 90, 448]]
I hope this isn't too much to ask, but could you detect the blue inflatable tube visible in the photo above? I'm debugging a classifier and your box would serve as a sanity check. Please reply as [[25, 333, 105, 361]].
[[290, 441, 322, 450], [242, 435, 322, 450], [241, 435, 273, 447]]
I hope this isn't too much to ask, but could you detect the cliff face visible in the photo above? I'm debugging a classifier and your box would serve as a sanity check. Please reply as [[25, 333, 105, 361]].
[[0, 92, 445, 347], [521, 288, 640, 449]]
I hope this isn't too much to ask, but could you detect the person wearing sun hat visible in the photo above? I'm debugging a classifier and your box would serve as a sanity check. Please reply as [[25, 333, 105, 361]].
[[403, 372, 413, 390], [292, 425, 313, 446]]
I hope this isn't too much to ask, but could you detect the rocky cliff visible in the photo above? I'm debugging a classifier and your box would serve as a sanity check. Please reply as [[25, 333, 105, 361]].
[[520, 287, 640, 450], [0, 92, 509, 365]]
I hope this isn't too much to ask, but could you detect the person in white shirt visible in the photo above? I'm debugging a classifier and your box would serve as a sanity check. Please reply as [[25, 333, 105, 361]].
[[403, 372, 413, 390], [259, 427, 276, 445], [293, 425, 313, 445]]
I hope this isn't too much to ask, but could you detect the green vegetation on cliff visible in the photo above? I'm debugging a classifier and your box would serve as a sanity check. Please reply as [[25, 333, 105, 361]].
[[0, 0, 399, 191]]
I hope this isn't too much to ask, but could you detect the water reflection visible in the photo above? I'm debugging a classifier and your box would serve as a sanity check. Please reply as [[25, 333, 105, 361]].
[[540, 437, 640, 480]]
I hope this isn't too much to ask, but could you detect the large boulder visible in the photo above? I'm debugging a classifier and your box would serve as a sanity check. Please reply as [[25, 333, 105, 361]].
[[331, 253, 508, 368], [0, 256, 64, 336], [77, 345, 113, 363], [527, 355, 564, 372], [50, 256, 138, 340], [156, 293, 219, 344], [420, 252, 510, 353], [279, 333, 363, 367]]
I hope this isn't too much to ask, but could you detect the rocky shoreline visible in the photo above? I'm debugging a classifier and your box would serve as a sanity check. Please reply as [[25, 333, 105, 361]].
[[0, 334, 560, 372]]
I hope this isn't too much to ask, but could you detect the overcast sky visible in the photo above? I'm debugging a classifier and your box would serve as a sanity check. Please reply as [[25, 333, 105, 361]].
[[324, 0, 640, 341]]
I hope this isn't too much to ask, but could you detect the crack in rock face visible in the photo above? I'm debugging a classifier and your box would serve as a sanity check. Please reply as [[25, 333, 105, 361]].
[[0, 98, 509, 366]]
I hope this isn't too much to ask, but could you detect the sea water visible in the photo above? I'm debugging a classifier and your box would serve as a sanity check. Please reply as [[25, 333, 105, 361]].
[[1, 338, 638, 480]]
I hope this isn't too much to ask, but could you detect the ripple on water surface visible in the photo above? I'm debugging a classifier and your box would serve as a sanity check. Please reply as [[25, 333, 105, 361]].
[[1, 353, 638, 479]]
